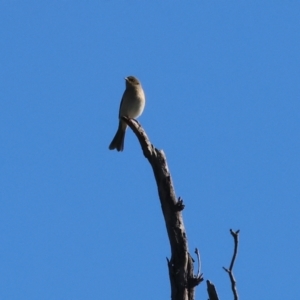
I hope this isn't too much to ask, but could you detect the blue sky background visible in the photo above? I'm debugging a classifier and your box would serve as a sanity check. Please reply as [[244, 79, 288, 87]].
[[0, 1, 299, 299]]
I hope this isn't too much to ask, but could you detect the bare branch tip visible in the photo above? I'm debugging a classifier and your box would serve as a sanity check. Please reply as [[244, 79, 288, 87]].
[[230, 229, 240, 238]]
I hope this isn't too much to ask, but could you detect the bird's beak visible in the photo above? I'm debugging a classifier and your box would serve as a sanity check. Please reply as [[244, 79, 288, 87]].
[[124, 77, 128, 82]]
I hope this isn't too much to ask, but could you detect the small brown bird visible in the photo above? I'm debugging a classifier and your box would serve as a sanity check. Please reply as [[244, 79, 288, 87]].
[[109, 76, 146, 151]]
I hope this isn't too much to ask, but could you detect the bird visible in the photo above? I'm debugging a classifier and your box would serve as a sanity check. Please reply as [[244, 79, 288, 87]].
[[109, 76, 146, 151]]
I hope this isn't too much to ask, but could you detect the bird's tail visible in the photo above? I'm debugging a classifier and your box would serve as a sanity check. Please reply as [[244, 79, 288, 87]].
[[108, 122, 126, 151]]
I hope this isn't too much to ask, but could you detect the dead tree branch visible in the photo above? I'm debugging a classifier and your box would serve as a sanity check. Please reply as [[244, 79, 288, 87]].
[[223, 229, 240, 300], [123, 117, 203, 300]]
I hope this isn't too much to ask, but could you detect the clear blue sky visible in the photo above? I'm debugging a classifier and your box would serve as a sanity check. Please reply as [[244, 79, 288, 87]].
[[0, 2, 299, 299]]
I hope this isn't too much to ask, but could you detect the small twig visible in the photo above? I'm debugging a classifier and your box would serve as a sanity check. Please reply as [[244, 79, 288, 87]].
[[194, 248, 201, 278], [223, 229, 240, 300], [188, 249, 204, 290]]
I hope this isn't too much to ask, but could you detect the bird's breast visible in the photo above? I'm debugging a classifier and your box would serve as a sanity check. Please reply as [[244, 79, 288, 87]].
[[120, 88, 145, 119]]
